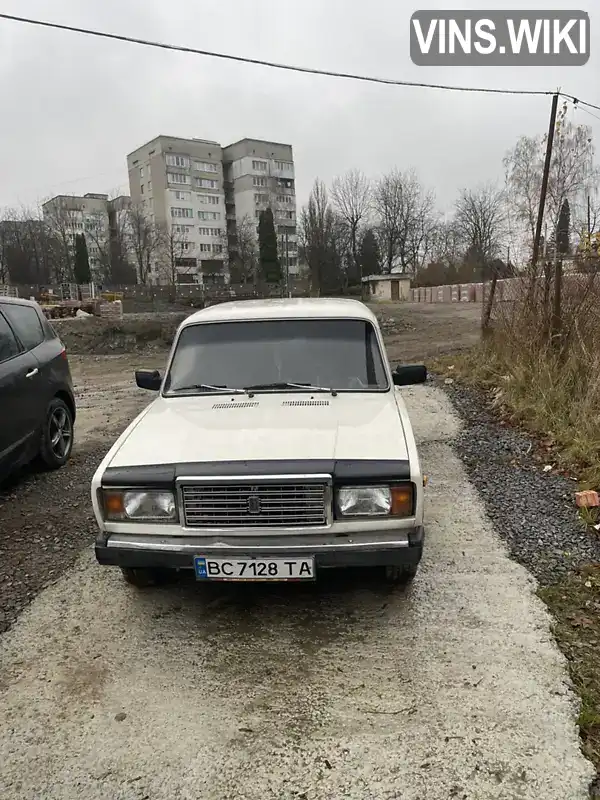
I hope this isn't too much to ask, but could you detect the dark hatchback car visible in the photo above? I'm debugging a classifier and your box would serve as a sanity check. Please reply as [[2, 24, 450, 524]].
[[0, 296, 76, 482]]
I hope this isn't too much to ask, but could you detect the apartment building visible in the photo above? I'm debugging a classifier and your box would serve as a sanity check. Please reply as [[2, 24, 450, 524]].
[[42, 193, 133, 282], [127, 136, 226, 285], [222, 139, 298, 276], [126, 135, 297, 285]]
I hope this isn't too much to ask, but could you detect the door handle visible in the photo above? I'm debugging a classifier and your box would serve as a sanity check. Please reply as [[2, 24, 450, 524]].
[[25, 368, 39, 379]]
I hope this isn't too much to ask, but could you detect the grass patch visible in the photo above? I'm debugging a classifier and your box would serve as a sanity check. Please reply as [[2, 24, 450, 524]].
[[429, 337, 600, 490], [540, 568, 600, 770]]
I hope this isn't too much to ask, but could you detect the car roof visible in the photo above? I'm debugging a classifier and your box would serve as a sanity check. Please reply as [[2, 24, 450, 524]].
[[0, 295, 40, 309], [181, 297, 378, 327]]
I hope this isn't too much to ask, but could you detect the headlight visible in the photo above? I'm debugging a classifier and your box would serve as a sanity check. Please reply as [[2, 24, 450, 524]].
[[337, 485, 413, 517], [102, 489, 177, 522]]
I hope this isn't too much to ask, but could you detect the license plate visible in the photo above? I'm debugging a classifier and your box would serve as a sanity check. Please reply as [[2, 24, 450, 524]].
[[194, 556, 315, 581]]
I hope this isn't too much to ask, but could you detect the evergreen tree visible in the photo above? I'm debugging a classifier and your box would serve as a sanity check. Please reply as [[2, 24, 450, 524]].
[[258, 207, 281, 283], [74, 233, 91, 283], [359, 228, 381, 277]]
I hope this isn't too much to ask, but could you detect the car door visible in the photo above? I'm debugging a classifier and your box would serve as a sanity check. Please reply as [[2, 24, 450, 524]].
[[0, 307, 40, 471]]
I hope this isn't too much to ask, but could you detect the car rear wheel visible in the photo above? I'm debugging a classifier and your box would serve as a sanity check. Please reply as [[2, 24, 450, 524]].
[[38, 397, 74, 470], [120, 567, 163, 588]]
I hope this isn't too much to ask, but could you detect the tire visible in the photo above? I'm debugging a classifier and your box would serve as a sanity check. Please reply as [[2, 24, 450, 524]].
[[384, 562, 419, 585], [120, 567, 162, 588], [38, 397, 74, 470]]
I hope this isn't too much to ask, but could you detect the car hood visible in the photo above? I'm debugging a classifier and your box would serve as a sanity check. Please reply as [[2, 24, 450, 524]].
[[108, 392, 408, 467]]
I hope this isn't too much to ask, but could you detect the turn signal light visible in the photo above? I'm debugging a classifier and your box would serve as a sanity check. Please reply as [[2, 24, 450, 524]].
[[391, 485, 413, 516], [103, 491, 125, 517]]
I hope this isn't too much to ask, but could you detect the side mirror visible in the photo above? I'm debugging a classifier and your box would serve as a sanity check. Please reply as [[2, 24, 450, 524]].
[[135, 369, 162, 391], [392, 364, 427, 387]]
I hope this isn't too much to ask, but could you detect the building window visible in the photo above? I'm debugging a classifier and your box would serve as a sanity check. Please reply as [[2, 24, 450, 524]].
[[254, 193, 269, 204], [148, 180, 152, 193], [199, 243, 211, 253], [171, 207, 194, 218], [195, 178, 218, 190], [282, 210, 295, 220], [173, 190, 190, 201], [168, 172, 191, 185], [276, 195, 294, 204], [253, 177, 267, 187], [139, 166, 144, 177], [173, 224, 192, 235], [274, 160, 293, 172], [140, 184, 145, 195], [181, 241, 192, 252], [212, 244, 223, 254], [198, 211, 221, 221], [252, 160, 267, 172], [166, 154, 190, 168], [198, 194, 219, 205], [287, 257, 298, 267], [194, 161, 218, 173]]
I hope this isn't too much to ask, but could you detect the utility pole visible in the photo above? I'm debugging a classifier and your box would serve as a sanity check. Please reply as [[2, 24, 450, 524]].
[[531, 93, 559, 273]]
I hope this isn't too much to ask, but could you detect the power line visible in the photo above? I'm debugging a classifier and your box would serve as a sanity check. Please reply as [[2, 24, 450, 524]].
[[577, 105, 600, 125], [562, 94, 600, 114], [0, 12, 557, 98]]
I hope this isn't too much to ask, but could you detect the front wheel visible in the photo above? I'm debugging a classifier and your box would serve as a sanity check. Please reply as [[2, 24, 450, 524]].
[[384, 562, 419, 585], [38, 397, 74, 469], [120, 567, 163, 588]]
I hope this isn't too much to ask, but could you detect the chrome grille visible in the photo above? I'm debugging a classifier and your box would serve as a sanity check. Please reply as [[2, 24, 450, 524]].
[[180, 480, 329, 528]]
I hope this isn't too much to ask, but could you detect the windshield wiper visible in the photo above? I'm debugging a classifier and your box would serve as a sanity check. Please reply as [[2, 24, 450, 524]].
[[244, 382, 337, 396], [172, 383, 245, 394]]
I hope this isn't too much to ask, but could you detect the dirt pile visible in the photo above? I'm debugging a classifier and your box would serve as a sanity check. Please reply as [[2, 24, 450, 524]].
[[54, 312, 190, 355]]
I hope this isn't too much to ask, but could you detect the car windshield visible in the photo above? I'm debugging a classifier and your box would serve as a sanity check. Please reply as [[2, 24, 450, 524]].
[[163, 318, 389, 394]]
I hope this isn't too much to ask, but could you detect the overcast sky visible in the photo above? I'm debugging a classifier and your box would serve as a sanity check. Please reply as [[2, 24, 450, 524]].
[[0, 0, 597, 214]]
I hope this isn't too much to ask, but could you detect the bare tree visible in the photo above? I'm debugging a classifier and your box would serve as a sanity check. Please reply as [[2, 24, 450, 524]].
[[503, 135, 543, 247], [0, 207, 56, 285], [504, 106, 599, 266], [455, 184, 505, 266], [455, 184, 506, 329], [230, 214, 259, 285], [299, 179, 346, 295], [42, 198, 79, 282], [330, 169, 371, 281], [428, 218, 464, 268], [155, 222, 197, 285], [82, 209, 111, 281], [373, 169, 435, 274], [126, 204, 164, 285]]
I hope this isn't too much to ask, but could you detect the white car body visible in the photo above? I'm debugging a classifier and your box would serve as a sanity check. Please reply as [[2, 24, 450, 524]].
[[91, 298, 425, 584]]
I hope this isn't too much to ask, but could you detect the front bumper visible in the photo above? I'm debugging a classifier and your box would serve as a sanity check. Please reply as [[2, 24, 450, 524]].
[[95, 527, 424, 570]]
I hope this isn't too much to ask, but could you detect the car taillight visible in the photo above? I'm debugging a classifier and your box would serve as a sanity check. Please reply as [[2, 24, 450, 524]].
[[60, 347, 67, 360]]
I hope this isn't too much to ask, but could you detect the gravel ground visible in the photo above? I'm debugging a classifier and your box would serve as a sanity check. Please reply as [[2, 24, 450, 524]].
[[441, 380, 600, 587], [0, 356, 162, 634]]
